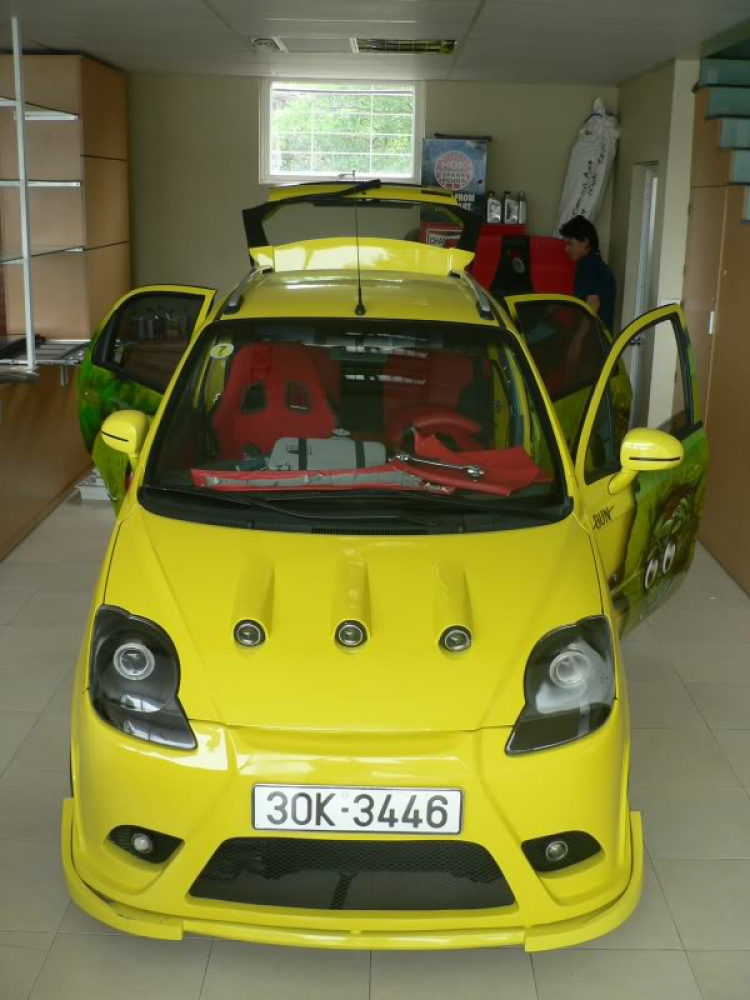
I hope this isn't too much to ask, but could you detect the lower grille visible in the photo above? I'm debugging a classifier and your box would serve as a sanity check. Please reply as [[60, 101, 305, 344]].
[[190, 838, 514, 911]]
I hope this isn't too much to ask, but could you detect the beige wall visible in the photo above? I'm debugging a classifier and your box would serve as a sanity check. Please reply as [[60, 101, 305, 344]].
[[129, 75, 619, 291], [129, 75, 266, 295], [609, 59, 697, 328], [425, 81, 619, 253]]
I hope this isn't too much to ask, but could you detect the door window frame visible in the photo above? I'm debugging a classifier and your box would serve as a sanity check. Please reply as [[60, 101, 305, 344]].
[[575, 305, 700, 487], [91, 286, 216, 394]]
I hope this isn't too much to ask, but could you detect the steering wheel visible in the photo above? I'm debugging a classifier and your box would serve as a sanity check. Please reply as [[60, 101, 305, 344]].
[[388, 406, 483, 453]]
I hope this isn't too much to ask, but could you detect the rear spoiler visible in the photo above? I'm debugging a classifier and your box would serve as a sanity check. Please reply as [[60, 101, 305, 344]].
[[242, 180, 482, 256]]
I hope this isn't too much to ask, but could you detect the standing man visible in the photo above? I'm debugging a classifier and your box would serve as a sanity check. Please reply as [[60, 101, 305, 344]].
[[560, 215, 616, 332]]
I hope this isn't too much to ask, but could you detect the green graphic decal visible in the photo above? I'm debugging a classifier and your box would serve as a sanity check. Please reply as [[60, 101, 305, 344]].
[[77, 344, 163, 511], [614, 430, 708, 636]]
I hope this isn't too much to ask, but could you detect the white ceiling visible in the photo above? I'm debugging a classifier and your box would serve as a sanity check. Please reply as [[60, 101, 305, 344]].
[[0, 0, 749, 83]]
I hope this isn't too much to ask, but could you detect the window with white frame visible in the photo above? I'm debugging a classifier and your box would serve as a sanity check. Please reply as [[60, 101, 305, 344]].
[[261, 79, 424, 184]]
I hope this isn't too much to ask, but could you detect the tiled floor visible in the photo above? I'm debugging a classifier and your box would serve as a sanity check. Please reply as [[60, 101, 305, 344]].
[[1, 497, 750, 999]]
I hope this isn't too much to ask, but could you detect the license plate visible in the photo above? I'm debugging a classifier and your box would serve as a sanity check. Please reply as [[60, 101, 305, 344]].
[[253, 785, 463, 835]]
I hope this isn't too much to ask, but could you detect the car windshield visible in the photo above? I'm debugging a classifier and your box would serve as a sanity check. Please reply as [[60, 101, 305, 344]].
[[143, 318, 569, 532]]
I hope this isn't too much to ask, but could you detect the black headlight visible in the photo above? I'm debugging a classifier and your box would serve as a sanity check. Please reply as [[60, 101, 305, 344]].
[[506, 616, 615, 755], [89, 606, 196, 750]]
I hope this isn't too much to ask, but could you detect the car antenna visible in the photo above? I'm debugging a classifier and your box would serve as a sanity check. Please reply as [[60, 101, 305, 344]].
[[345, 171, 367, 317]]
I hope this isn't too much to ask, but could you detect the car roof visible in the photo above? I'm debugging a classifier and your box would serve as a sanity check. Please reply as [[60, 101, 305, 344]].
[[218, 268, 500, 328]]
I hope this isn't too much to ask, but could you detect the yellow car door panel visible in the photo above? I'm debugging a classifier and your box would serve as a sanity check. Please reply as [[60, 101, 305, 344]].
[[575, 305, 709, 635], [79, 284, 216, 508]]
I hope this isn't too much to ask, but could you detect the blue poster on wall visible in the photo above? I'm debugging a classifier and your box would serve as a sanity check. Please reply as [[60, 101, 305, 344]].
[[421, 138, 488, 216]]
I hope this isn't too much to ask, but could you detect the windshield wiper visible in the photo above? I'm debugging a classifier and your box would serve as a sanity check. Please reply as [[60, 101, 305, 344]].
[[143, 485, 439, 527], [175, 487, 570, 523]]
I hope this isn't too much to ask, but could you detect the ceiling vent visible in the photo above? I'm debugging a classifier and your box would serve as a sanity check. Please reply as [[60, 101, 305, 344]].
[[354, 39, 457, 55], [250, 37, 286, 53]]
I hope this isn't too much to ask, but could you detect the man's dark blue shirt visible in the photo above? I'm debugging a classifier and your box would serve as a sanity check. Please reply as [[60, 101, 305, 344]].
[[574, 251, 616, 332]]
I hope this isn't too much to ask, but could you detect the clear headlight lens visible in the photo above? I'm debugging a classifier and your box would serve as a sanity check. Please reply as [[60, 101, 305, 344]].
[[89, 606, 196, 750], [506, 616, 615, 755], [113, 641, 155, 681]]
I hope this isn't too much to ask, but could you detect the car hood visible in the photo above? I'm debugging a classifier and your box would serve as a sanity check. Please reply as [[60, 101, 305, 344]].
[[104, 506, 603, 734]]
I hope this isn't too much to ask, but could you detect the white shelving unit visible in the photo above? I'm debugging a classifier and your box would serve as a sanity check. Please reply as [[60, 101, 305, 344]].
[[0, 17, 88, 385]]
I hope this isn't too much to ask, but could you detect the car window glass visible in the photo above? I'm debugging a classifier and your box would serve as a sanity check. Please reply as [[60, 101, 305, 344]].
[[146, 318, 567, 516], [508, 300, 609, 452], [585, 317, 691, 484], [97, 293, 207, 392]]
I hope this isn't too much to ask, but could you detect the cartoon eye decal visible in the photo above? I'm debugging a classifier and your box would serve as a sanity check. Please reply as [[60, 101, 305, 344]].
[[662, 537, 677, 575], [645, 556, 660, 591]]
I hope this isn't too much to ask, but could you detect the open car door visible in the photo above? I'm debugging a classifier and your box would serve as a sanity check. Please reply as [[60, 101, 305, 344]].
[[573, 304, 708, 635], [78, 285, 216, 508], [501, 293, 622, 455]]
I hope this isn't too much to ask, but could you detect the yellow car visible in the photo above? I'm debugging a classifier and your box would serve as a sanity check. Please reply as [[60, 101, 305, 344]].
[[65, 182, 708, 950]]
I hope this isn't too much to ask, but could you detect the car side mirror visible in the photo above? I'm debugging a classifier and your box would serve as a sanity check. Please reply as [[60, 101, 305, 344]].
[[101, 410, 150, 467], [608, 428, 684, 495]]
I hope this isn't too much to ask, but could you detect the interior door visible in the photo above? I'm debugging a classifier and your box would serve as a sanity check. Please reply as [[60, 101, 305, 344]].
[[682, 184, 727, 417], [574, 304, 709, 636], [78, 284, 216, 507], [501, 294, 618, 455]]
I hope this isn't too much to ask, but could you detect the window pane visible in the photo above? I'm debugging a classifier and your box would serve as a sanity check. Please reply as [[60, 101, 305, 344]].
[[272, 133, 311, 154], [313, 133, 371, 154], [509, 300, 609, 451], [268, 81, 418, 180], [373, 113, 412, 135], [372, 135, 412, 155], [370, 153, 413, 175], [102, 293, 202, 391]]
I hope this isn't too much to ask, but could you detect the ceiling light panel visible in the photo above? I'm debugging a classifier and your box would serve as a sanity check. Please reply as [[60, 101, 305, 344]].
[[209, 0, 480, 34]]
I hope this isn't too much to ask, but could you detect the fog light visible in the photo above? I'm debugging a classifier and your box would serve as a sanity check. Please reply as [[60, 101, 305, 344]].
[[336, 621, 367, 647], [545, 839, 569, 864], [131, 832, 153, 855]]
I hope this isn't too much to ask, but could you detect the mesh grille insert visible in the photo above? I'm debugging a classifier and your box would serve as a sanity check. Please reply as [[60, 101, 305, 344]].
[[191, 838, 514, 911]]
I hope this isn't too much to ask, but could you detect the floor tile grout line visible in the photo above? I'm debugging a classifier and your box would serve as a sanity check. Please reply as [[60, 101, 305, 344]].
[[683, 950, 709, 1000], [368, 947, 372, 1000], [678, 671, 750, 795], [647, 851, 695, 969], [24, 899, 76, 1000], [197, 937, 214, 1000], [529, 949, 541, 1000], [7, 586, 43, 627]]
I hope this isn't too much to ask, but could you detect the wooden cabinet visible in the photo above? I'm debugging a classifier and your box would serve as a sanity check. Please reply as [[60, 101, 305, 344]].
[[686, 88, 750, 592], [698, 186, 750, 590], [0, 55, 130, 559]]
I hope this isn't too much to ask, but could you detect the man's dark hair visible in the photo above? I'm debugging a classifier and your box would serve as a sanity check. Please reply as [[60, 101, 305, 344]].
[[560, 215, 600, 253]]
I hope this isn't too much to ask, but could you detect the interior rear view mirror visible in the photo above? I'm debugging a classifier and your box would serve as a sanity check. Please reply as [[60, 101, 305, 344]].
[[608, 428, 684, 495]]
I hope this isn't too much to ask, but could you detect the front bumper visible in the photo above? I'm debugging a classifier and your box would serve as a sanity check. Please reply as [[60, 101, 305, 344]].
[[62, 800, 642, 951], [64, 703, 643, 951]]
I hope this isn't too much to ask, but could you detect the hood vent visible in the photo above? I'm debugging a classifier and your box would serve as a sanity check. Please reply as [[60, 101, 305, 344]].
[[355, 39, 457, 55]]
